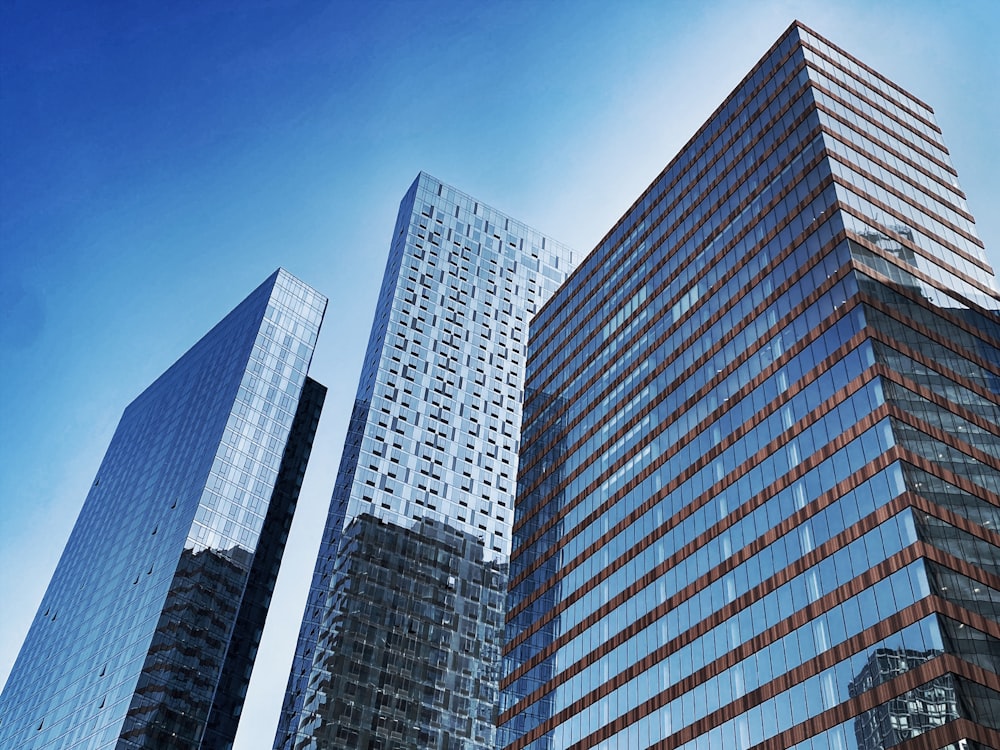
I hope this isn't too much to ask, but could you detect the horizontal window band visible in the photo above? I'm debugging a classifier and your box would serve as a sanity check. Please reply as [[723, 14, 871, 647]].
[[529, 96, 823, 389]]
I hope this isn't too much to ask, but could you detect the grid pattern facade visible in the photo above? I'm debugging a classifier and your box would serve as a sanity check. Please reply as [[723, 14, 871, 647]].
[[297, 515, 508, 749], [275, 173, 577, 749], [501, 22, 1000, 750], [0, 270, 326, 749]]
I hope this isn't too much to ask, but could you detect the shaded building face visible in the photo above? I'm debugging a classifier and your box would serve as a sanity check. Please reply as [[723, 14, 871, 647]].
[[297, 515, 506, 750], [275, 173, 576, 750], [0, 270, 326, 750], [500, 22, 1000, 750]]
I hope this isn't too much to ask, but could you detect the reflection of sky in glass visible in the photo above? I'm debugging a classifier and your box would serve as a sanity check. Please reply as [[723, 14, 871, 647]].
[[501, 19, 1000, 750], [0, 271, 325, 749], [191, 272, 325, 554], [1, 2, 997, 746]]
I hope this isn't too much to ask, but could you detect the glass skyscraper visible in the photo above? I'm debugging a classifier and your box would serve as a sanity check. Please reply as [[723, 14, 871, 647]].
[[501, 21, 1000, 750], [0, 269, 327, 749], [275, 172, 577, 750]]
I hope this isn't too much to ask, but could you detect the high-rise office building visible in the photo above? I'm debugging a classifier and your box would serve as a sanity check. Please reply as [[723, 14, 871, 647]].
[[501, 21, 1000, 750], [275, 173, 577, 750], [0, 269, 327, 749]]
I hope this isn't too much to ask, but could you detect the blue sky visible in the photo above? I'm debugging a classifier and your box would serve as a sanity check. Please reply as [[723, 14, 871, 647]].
[[1, 0, 997, 745]]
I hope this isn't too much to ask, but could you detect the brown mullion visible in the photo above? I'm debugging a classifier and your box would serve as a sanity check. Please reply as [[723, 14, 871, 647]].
[[521, 170, 839, 490], [504, 438, 900, 687], [794, 22, 933, 115], [508, 281, 861, 609], [806, 64, 946, 154], [861, 293, 1000, 380], [813, 100, 961, 196], [516, 201, 848, 550], [897, 445, 1000, 517], [920, 533, 1000, 595], [630, 598, 992, 750], [507, 299, 867, 633], [910, 492, 1000, 558], [834, 179, 989, 276], [504, 480, 920, 721], [752, 654, 1000, 750], [809, 79, 953, 172], [855, 265, 1000, 352], [887, 403, 1000, 479], [519, 183, 839, 499], [532, 39, 806, 345], [517, 216, 846, 534], [508, 541, 956, 750], [880, 368, 1000, 441], [820, 124, 974, 222], [800, 39, 941, 134], [505, 396, 893, 664], [868, 328, 1000, 409], [827, 149, 982, 250], [528, 89, 821, 404], [849, 238, 1000, 320]]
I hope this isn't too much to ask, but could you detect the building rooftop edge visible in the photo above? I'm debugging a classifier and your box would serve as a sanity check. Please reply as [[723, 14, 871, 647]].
[[408, 171, 578, 258], [530, 20, 937, 326]]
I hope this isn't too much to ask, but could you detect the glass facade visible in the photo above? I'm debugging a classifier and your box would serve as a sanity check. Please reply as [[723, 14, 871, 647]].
[[275, 173, 578, 750], [0, 269, 327, 749], [501, 22, 1000, 750]]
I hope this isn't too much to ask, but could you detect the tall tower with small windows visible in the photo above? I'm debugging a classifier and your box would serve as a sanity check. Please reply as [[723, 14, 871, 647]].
[[275, 173, 577, 750], [0, 270, 327, 750]]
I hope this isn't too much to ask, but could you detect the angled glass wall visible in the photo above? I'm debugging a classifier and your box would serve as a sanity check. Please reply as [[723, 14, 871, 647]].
[[275, 174, 577, 750], [0, 269, 327, 750], [501, 22, 1000, 750]]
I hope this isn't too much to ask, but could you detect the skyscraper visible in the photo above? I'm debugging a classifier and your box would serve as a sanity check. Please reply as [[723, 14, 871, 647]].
[[501, 21, 1000, 750], [0, 269, 327, 750], [275, 173, 577, 750]]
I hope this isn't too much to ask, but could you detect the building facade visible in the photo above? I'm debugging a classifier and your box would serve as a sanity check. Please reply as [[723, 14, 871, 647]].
[[274, 173, 577, 750], [501, 21, 1000, 750], [0, 269, 327, 749]]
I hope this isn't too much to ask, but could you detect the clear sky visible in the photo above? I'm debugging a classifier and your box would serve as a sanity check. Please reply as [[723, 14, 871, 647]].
[[1, 0, 997, 746]]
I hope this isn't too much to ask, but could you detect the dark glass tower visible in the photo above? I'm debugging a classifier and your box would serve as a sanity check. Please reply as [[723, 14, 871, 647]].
[[501, 22, 1000, 750], [0, 269, 327, 750], [275, 173, 577, 750]]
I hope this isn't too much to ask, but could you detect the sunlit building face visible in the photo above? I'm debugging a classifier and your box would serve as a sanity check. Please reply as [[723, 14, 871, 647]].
[[501, 22, 1000, 750], [0, 270, 327, 750], [274, 173, 578, 750]]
